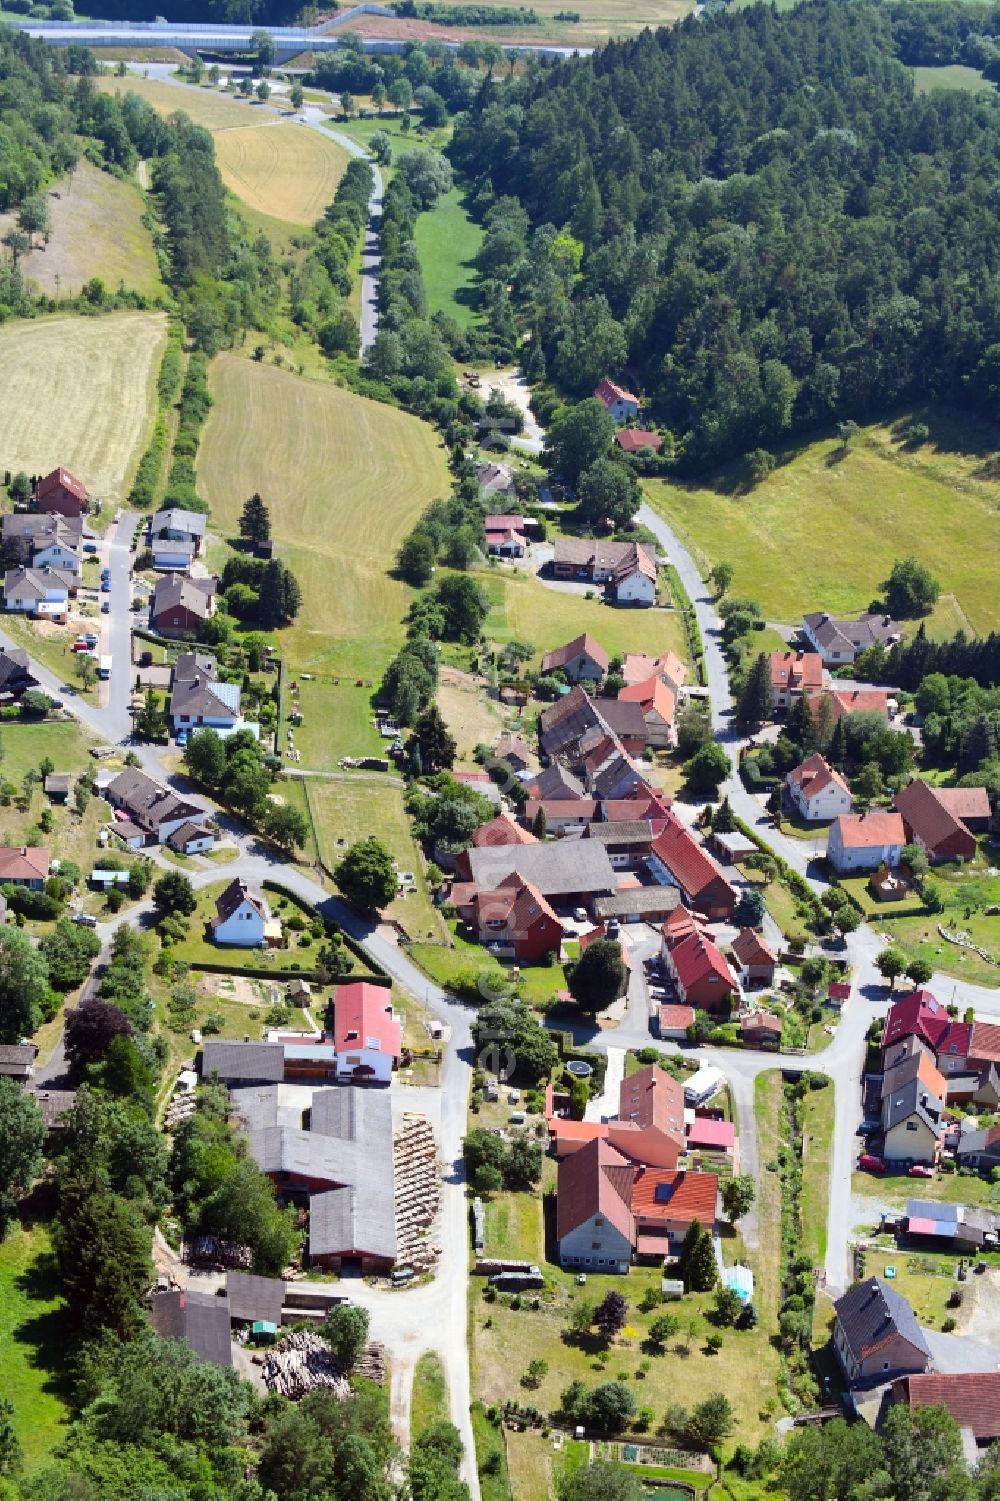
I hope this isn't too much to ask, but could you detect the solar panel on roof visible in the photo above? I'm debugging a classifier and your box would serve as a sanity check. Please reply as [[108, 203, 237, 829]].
[[654, 1182, 674, 1203]]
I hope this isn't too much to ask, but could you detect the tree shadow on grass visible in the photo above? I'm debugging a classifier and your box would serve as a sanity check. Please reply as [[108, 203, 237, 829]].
[[10, 1203, 76, 1407]]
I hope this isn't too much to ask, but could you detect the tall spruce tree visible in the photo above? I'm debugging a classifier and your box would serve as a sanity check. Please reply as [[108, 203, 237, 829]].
[[239, 492, 271, 546], [736, 652, 774, 729]]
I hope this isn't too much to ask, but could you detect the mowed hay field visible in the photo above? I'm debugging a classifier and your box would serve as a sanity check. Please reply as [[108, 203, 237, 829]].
[[198, 355, 450, 674], [645, 414, 1000, 636], [95, 76, 348, 227], [0, 312, 167, 500], [0, 160, 161, 297]]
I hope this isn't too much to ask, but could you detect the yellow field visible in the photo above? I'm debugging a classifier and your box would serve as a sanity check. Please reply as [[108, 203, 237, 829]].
[[0, 160, 162, 298], [0, 312, 167, 501], [95, 75, 348, 227], [197, 354, 451, 674], [214, 122, 347, 225]]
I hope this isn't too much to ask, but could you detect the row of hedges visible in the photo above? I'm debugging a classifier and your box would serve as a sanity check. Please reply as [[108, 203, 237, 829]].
[[128, 322, 184, 507], [260, 878, 390, 980], [730, 813, 826, 934], [665, 564, 706, 686]]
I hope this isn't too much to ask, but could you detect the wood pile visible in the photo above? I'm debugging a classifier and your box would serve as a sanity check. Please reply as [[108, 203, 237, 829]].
[[393, 1112, 440, 1273], [261, 1331, 350, 1400], [186, 1234, 253, 1269], [356, 1341, 387, 1385], [164, 1096, 196, 1130]]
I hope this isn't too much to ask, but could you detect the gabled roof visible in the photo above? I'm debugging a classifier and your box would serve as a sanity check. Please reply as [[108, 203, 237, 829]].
[[833, 1276, 930, 1363], [598, 698, 650, 741], [611, 542, 657, 585], [541, 634, 610, 675], [970, 1021, 1000, 1064], [629, 1167, 718, 1225], [650, 814, 735, 904], [149, 1289, 232, 1368], [686, 1116, 735, 1149], [661, 905, 708, 948], [936, 786, 992, 822], [472, 812, 537, 848], [522, 798, 598, 825], [105, 766, 202, 833], [895, 779, 982, 853], [803, 611, 901, 653], [37, 466, 87, 502], [202, 1040, 284, 1082], [473, 872, 561, 937], [882, 1074, 943, 1133], [466, 840, 616, 900], [669, 931, 736, 993], [894, 1372, 1000, 1442], [152, 572, 216, 619], [0, 846, 49, 881], [619, 674, 676, 726], [882, 1049, 946, 1105], [615, 428, 663, 452], [594, 376, 638, 406], [827, 688, 892, 721], [731, 928, 776, 967], [213, 878, 269, 927], [333, 982, 401, 1059], [831, 811, 905, 849], [556, 1136, 634, 1241], [527, 762, 586, 802], [586, 819, 654, 847], [622, 651, 687, 691], [151, 507, 207, 537], [769, 651, 823, 692], [883, 990, 951, 1051], [493, 731, 532, 766], [615, 1064, 685, 1144], [787, 752, 850, 801]]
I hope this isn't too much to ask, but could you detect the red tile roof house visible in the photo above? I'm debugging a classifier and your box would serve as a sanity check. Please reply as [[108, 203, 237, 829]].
[[832, 1276, 930, 1388], [826, 811, 906, 874], [623, 650, 687, 696], [0, 845, 49, 888], [541, 633, 610, 684], [610, 542, 658, 607], [895, 779, 992, 863], [36, 466, 88, 517], [615, 428, 663, 454], [663, 931, 738, 1013], [629, 1165, 719, 1260], [648, 813, 737, 919], [786, 753, 853, 823], [472, 813, 537, 849], [686, 1115, 737, 1162], [485, 514, 530, 557], [826, 687, 893, 722], [607, 1065, 686, 1170], [891, 1372, 1000, 1454], [470, 873, 563, 964], [333, 981, 401, 1085], [769, 651, 824, 710], [593, 377, 640, 425], [619, 675, 677, 749], [730, 928, 777, 988], [557, 1137, 636, 1274], [657, 1002, 695, 1040], [740, 1011, 783, 1049]]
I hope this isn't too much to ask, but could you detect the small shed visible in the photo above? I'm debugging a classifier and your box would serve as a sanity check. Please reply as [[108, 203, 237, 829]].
[[251, 1320, 278, 1343], [90, 868, 132, 889], [44, 772, 72, 801]]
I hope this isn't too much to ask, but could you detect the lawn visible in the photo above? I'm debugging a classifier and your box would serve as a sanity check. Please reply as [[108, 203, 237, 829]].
[[837, 875, 928, 920], [852, 1169, 1000, 1214], [913, 64, 994, 94], [0, 1221, 72, 1470], [436, 669, 506, 768], [411, 922, 565, 1009], [304, 774, 442, 941], [643, 410, 1000, 635], [282, 675, 389, 771], [197, 354, 451, 678], [870, 857, 1000, 986], [481, 570, 691, 670], [800, 1082, 835, 1264], [483, 1188, 545, 1262], [357, 0, 694, 43], [168, 880, 331, 976], [413, 185, 483, 328], [0, 311, 167, 503], [0, 159, 162, 298], [96, 74, 294, 132], [411, 1351, 449, 1441], [739, 863, 810, 945], [861, 1249, 957, 1329]]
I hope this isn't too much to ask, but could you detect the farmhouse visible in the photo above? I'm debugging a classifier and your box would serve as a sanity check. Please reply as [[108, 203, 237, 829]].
[[557, 1138, 635, 1274], [614, 428, 663, 453], [211, 879, 273, 948], [622, 651, 686, 694], [105, 765, 205, 845], [802, 611, 902, 666], [333, 981, 401, 1084], [629, 1167, 719, 1260], [730, 928, 777, 988], [609, 1065, 686, 1169], [526, 762, 587, 802], [594, 377, 640, 424], [36, 466, 88, 517], [593, 699, 648, 755], [471, 872, 564, 962], [0, 846, 49, 888], [786, 753, 852, 822], [648, 814, 737, 919], [832, 1277, 930, 1388], [4, 566, 73, 619], [456, 839, 617, 912], [476, 463, 516, 498], [541, 633, 610, 684], [592, 886, 682, 924], [492, 731, 533, 772], [169, 652, 243, 734], [827, 811, 905, 873], [151, 573, 217, 638], [619, 675, 677, 748], [662, 930, 737, 1013], [551, 537, 656, 586], [538, 688, 610, 761], [769, 651, 824, 710], [610, 542, 657, 606], [585, 819, 656, 869], [891, 1373, 1000, 1452], [521, 798, 598, 835], [895, 779, 991, 863]]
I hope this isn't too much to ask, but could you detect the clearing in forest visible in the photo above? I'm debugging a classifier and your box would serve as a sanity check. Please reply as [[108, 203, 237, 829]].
[[0, 159, 162, 298], [197, 354, 450, 674], [0, 311, 167, 501], [645, 411, 1000, 637]]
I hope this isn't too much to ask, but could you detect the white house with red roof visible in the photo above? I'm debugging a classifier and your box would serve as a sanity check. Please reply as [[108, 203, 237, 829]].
[[786, 753, 852, 822], [827, 810, 905, 873], [610, 542, 657, 606], [333, 981, 401, 1084], [541, 633, 610, 684], [593, 377, 640, 425]]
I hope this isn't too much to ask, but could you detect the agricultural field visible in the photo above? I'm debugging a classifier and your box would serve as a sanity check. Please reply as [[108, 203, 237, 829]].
[[198, 354, 450, 678], [0, 160, 162, 298], [644, 411, 1000, 636], [304, 774, 442, 941], [412, 186, 483, 328], [0, 1222, 72, 1470], [336, 0, 694, 46], [0, 312, 167, 502], [95, 75, 347, 229]]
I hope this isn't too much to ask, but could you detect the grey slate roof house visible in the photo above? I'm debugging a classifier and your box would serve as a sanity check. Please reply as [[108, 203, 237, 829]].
[[832, 1276, 930, 1387], [802, 611, 903, 666], [202, 1040, 285, 1085], [460, 840, 617, 908], [149, 1288, 233, 1368]]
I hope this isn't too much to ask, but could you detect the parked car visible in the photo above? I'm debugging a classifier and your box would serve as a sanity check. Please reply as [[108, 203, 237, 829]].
[[83, 542, 98, 554], [907, 1164, 936, 1179], [71, 912, 98, 927], [859, 1154, 887, 1175], [101, 600, 110, 614], [72, 640, 90, 653], [572, 907, 588, 922], [101, 580, 111, 593], [84, 633, 98, 646], [176, 729, 189, 747]]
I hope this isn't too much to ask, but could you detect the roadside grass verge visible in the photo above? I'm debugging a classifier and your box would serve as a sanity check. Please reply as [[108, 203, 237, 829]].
[[411, 1351, 449, 1440], [800, 1082, 835, 1264]]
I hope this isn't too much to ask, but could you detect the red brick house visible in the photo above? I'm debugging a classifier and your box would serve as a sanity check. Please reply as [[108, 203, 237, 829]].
[[663, 930, 737, 1012], [769, 651, 824, 710], [649, 814, 737, 919], [470, 873, 563, 962], [730, 928, 777, 988], [36, 467, 88, 517], [895, 779, 991, 863]]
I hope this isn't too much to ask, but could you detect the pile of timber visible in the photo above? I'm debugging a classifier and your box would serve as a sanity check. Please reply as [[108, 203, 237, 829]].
[[393, 1112, 440, 1273], [261, 1332, 350, 1400]]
